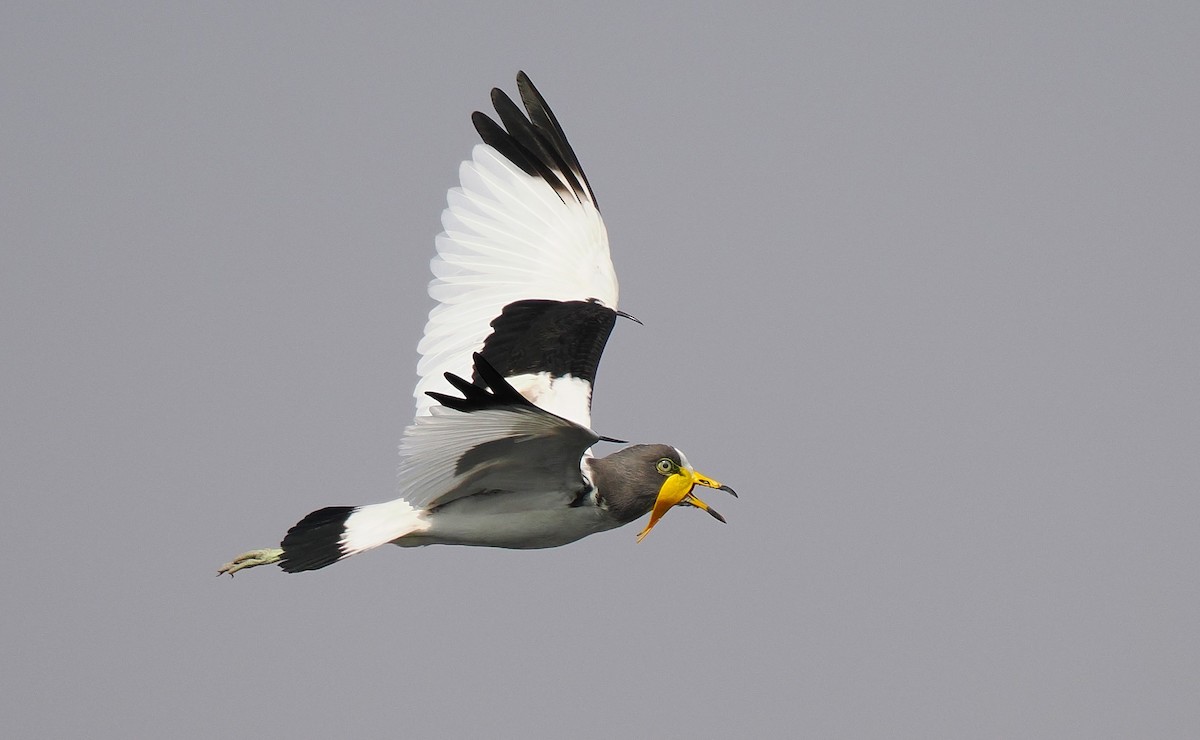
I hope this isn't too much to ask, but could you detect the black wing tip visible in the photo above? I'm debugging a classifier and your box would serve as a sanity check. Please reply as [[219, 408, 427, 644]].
[[471, 109, 570, 201], [425, 353, 532, 413], [515, 71, 547, 112], [278, 505, 354, 573], [490, 86, 513, 108], [472, 72, 594, 208], [471, 110, 504, 144]]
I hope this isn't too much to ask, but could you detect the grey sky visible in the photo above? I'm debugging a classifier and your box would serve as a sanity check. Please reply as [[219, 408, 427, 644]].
[[3, 2, 1198, 738]]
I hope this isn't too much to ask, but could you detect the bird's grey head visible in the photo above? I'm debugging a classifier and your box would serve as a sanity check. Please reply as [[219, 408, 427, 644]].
[[589, 443, 736, 540]]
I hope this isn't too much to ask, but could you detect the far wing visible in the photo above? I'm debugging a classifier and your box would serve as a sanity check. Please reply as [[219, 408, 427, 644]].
[[414, 72, 620, 428], [400, 353, 598, 511]]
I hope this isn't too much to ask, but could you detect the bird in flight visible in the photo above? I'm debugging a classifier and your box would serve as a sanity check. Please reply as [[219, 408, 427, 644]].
[[218, 72, 735, 576]]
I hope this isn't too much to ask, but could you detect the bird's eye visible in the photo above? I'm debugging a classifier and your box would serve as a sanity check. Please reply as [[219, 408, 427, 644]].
[[656, 458, 675, 475]]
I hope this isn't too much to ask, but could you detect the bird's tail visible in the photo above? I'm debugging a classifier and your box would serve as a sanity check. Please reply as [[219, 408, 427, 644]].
[[280, 498, 429, 572]]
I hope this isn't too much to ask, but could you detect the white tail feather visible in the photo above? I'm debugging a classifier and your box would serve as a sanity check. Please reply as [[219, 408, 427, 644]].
[[341, 498, 431, 557]]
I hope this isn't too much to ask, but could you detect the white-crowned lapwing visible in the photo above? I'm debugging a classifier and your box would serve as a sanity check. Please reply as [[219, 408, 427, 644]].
[[218, 73, 735, 576]]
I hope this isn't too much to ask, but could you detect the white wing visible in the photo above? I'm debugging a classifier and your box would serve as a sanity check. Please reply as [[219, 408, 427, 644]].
[[413, 73, 620, 428]]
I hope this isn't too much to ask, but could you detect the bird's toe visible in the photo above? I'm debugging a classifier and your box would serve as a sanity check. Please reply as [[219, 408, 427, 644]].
[[216, 548, 283, 577]]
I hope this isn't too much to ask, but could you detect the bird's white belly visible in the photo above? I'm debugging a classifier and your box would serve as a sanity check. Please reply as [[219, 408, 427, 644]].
[[396, 490, 618, 549]]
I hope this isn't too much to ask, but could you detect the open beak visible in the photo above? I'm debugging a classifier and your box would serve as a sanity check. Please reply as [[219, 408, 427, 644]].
[[636, 468, 737, 542]]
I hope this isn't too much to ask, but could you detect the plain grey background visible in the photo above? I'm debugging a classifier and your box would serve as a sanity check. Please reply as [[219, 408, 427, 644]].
[[3, 2, 1197, 738]]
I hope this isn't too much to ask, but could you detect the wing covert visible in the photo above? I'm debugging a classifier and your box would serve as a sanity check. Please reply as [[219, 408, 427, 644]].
[[400, 354, 599, 511]]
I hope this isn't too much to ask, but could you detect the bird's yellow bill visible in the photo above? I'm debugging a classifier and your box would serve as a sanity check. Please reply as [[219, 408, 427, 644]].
[[636, 468, 729, 542]]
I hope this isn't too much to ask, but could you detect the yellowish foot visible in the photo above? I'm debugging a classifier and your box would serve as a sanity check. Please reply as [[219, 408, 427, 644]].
[[217, 547, 283, 576]]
